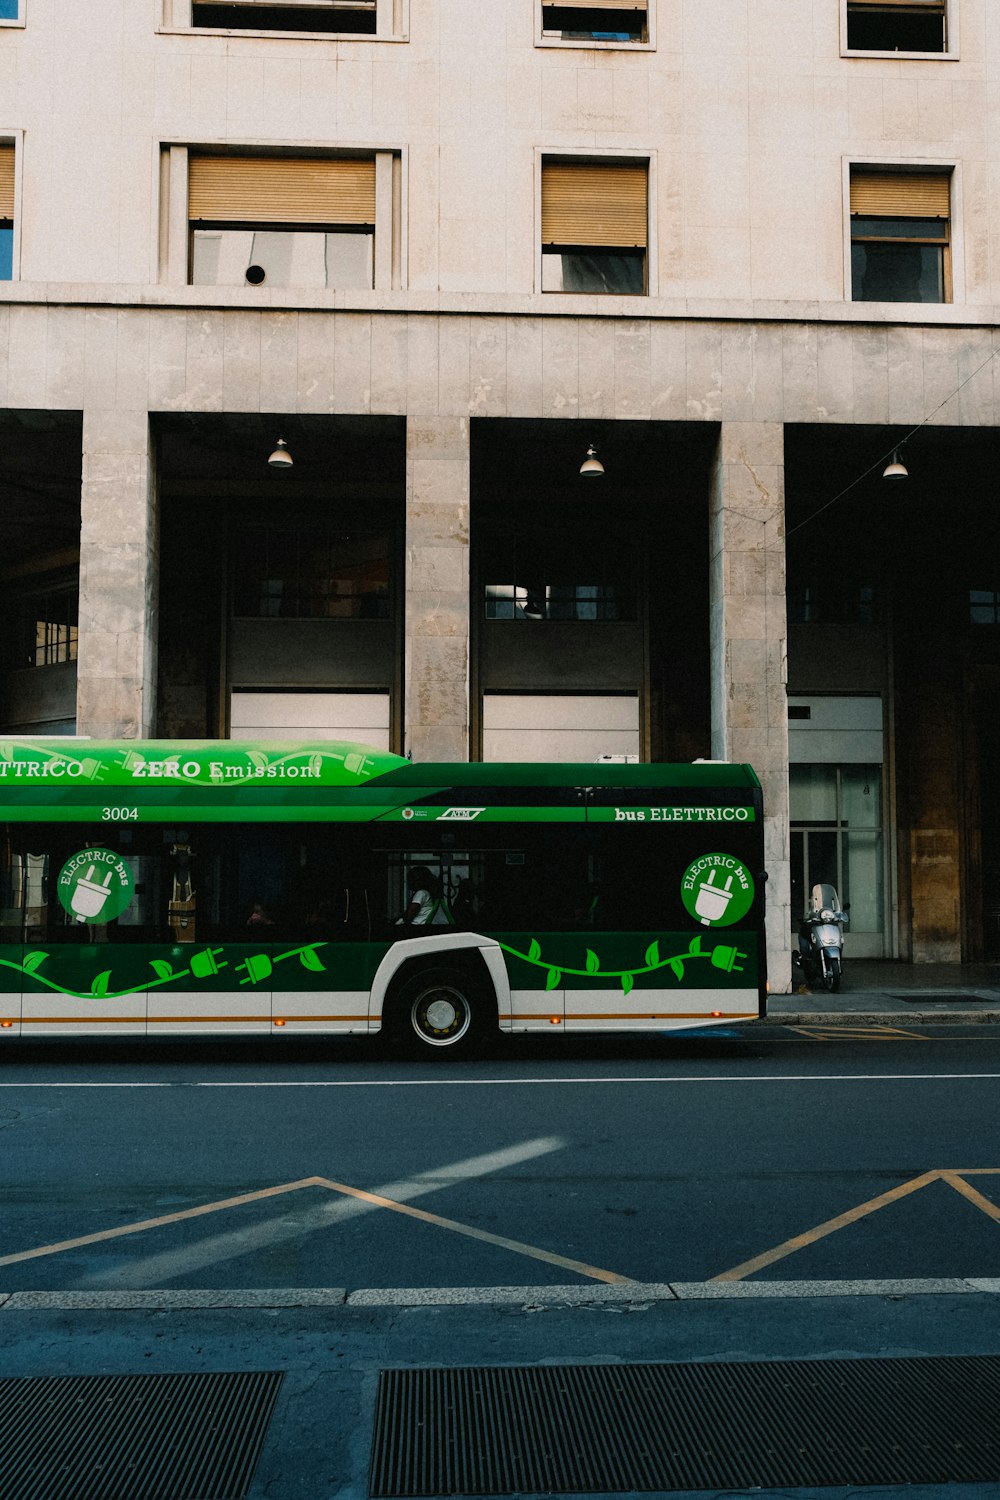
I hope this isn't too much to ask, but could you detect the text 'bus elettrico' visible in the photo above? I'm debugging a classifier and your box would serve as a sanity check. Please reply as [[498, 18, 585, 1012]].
[[0, 741, 767, 1054]]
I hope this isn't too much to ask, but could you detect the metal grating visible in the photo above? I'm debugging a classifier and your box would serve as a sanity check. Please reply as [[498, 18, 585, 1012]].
[[369, 1354, 1000, 1496], [891, 993, 987, 1004], [0, 1370, 283, 1500]]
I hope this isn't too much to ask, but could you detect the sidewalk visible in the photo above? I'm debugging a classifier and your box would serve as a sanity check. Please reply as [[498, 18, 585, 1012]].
[[766, 959, 1000, 1025]]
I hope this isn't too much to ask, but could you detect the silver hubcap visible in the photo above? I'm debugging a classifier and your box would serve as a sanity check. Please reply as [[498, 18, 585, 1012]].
[[411, 984, 471, 1047]]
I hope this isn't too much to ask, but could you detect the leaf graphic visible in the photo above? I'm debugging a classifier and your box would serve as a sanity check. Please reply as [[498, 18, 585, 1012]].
[[299, 946, 327, 973], [91, 970, 112, 998], [528, 939, 541, 963], [687, 935, 704, 957], [644, 940, 660, 968], [621, 973, 634, 995], [545, 967, 562, 991], [22, 951, 49, 974], [669, 959, 685, 982], [150, 960, 174, 981], [585, 949, 600, 974]]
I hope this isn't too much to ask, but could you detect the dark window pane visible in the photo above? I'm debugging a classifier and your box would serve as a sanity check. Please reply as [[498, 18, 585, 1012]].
[[851, 240, 944, 302], [847, 6, 946, 53], [234, 527, 391, 620], [0, 224, 12, 280], [191, 3, 376, 33], [542, 5, 645, 41], [542, 249, 646, 294], [851, 216, 947, 241], [970, 590, 1000, 625], [4, 587, 79, 669]]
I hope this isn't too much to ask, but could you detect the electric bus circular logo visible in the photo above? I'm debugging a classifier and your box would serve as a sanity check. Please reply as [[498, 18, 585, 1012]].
[[57, 849, 135, 924], [681, 853, 755, 928]]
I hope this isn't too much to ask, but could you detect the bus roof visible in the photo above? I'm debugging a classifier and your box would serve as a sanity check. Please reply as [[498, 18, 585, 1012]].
[[0, 740, 760, 793]]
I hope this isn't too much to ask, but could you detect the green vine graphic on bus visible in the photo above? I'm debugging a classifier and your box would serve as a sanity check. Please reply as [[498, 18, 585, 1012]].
[[495, 933, 748, 994], [0, 937, 750, 1003], [0, 943, 328, 1001]]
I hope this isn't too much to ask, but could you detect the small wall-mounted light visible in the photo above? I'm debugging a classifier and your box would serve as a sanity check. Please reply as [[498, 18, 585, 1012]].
[[579, 443, 605, 478], [268, 438, 293, 470], [883, 449, 908, 480]]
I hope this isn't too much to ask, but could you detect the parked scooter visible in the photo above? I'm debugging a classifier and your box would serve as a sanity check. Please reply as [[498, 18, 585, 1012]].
[[794, 882, 849, 993]]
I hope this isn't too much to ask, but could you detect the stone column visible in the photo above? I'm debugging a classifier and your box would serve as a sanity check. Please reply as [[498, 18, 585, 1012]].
[[405, 416, 471, 762], [76, 407, 159, 738], [709, 422, 790, 993]]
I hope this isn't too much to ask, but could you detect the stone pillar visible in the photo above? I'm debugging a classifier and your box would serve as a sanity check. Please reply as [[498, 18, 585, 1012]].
[[76, 408, 158, 738], [405, 416, 470, 762], [709, 422, 790, 993]]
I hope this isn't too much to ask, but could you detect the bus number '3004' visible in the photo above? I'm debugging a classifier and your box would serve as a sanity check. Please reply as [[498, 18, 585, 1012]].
[[101, 807, 139, 821]]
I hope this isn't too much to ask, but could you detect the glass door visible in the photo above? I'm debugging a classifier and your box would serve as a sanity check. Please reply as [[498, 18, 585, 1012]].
[[790, 765, 885, 957]]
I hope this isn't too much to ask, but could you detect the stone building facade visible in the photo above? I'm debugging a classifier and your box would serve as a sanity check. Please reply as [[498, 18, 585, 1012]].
[[3, 0, 1000, 986]]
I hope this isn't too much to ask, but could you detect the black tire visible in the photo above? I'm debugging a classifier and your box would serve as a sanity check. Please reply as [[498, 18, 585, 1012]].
[[823, 957, 841, 994], [386, 965, 495, 1058]]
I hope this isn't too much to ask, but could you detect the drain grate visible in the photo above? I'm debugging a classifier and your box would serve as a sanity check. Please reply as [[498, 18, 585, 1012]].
[[0, 1369, 283, 1500], [369, 1354, 1000, 1496], [891, 993, 987, 1004]]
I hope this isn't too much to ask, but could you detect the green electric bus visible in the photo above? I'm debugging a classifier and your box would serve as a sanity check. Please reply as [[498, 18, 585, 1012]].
[[0, 740, 767, 1053]]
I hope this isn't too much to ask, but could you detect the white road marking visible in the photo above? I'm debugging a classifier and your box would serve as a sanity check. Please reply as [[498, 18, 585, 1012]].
[[83, 1136, 566, 1289], [4, 1073, 1000, 1089]]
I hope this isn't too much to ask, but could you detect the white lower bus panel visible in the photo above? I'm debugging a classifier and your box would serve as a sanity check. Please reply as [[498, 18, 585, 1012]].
[[561, 987, 759, 1031], [269, 991, 373, 1034], [146, 988, 270, 1036]]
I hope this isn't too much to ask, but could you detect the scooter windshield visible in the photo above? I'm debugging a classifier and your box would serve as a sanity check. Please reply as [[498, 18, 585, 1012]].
[[810, 883, 840, 913]]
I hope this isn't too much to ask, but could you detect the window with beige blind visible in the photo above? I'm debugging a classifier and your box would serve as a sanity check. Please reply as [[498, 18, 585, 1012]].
[[850, 169, 951, 303], [540, 0, 647, 44], [541, 160, 648, 295], [0, 145, 14, 281], [845, 0, 947, 54], [188, 154, 376, 289]]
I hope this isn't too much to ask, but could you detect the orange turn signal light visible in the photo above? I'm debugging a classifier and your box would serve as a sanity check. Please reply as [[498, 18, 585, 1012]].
[[549, 1016, 561, 1025], [274, 1018, 286, 1027]]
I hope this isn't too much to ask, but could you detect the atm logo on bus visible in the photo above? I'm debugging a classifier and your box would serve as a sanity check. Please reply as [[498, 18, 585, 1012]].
[[439, 807, 486, 820]]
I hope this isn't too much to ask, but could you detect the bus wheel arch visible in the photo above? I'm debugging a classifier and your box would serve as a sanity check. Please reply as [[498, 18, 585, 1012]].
[[383, 952, 498, 1057]]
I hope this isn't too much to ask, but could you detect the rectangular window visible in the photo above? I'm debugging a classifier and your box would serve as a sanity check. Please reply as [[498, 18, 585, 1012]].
[[4, 586, 79, 670], [0, 145, 13, 280], [191, 1, 377, 33], [970, 590, 1000, 625], [846, 0, 947, 53], [541, 0, 647, 43], [233, 525, 391, 619], [0, 0, 22, 22], [541, 159, 647, 294], [850, 169, 951, 303], [483, 530, 636, 622], [189, 154, 376, 289]]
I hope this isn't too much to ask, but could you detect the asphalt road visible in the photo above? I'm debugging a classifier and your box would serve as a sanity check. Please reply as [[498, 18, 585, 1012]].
[[3, 1024, 1000, 1500], [2, 1022, 999, 1293]]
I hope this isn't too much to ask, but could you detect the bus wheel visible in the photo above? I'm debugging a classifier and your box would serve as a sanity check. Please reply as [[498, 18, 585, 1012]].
[[391, 967, 493, 1057]]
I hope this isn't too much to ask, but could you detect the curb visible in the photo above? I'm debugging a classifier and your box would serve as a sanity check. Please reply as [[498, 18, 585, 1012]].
[[2, 1279, 1000, 1312]]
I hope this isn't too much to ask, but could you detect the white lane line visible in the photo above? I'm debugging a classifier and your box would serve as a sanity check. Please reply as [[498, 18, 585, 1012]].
[[83, 1136, 567, 1290], [4, 1073, 1000, 1089]]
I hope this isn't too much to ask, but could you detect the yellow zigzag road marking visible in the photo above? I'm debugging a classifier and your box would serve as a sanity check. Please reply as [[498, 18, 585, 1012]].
[[712, 1169, 1000, 1281], [0, 1172, 630, 1286]]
